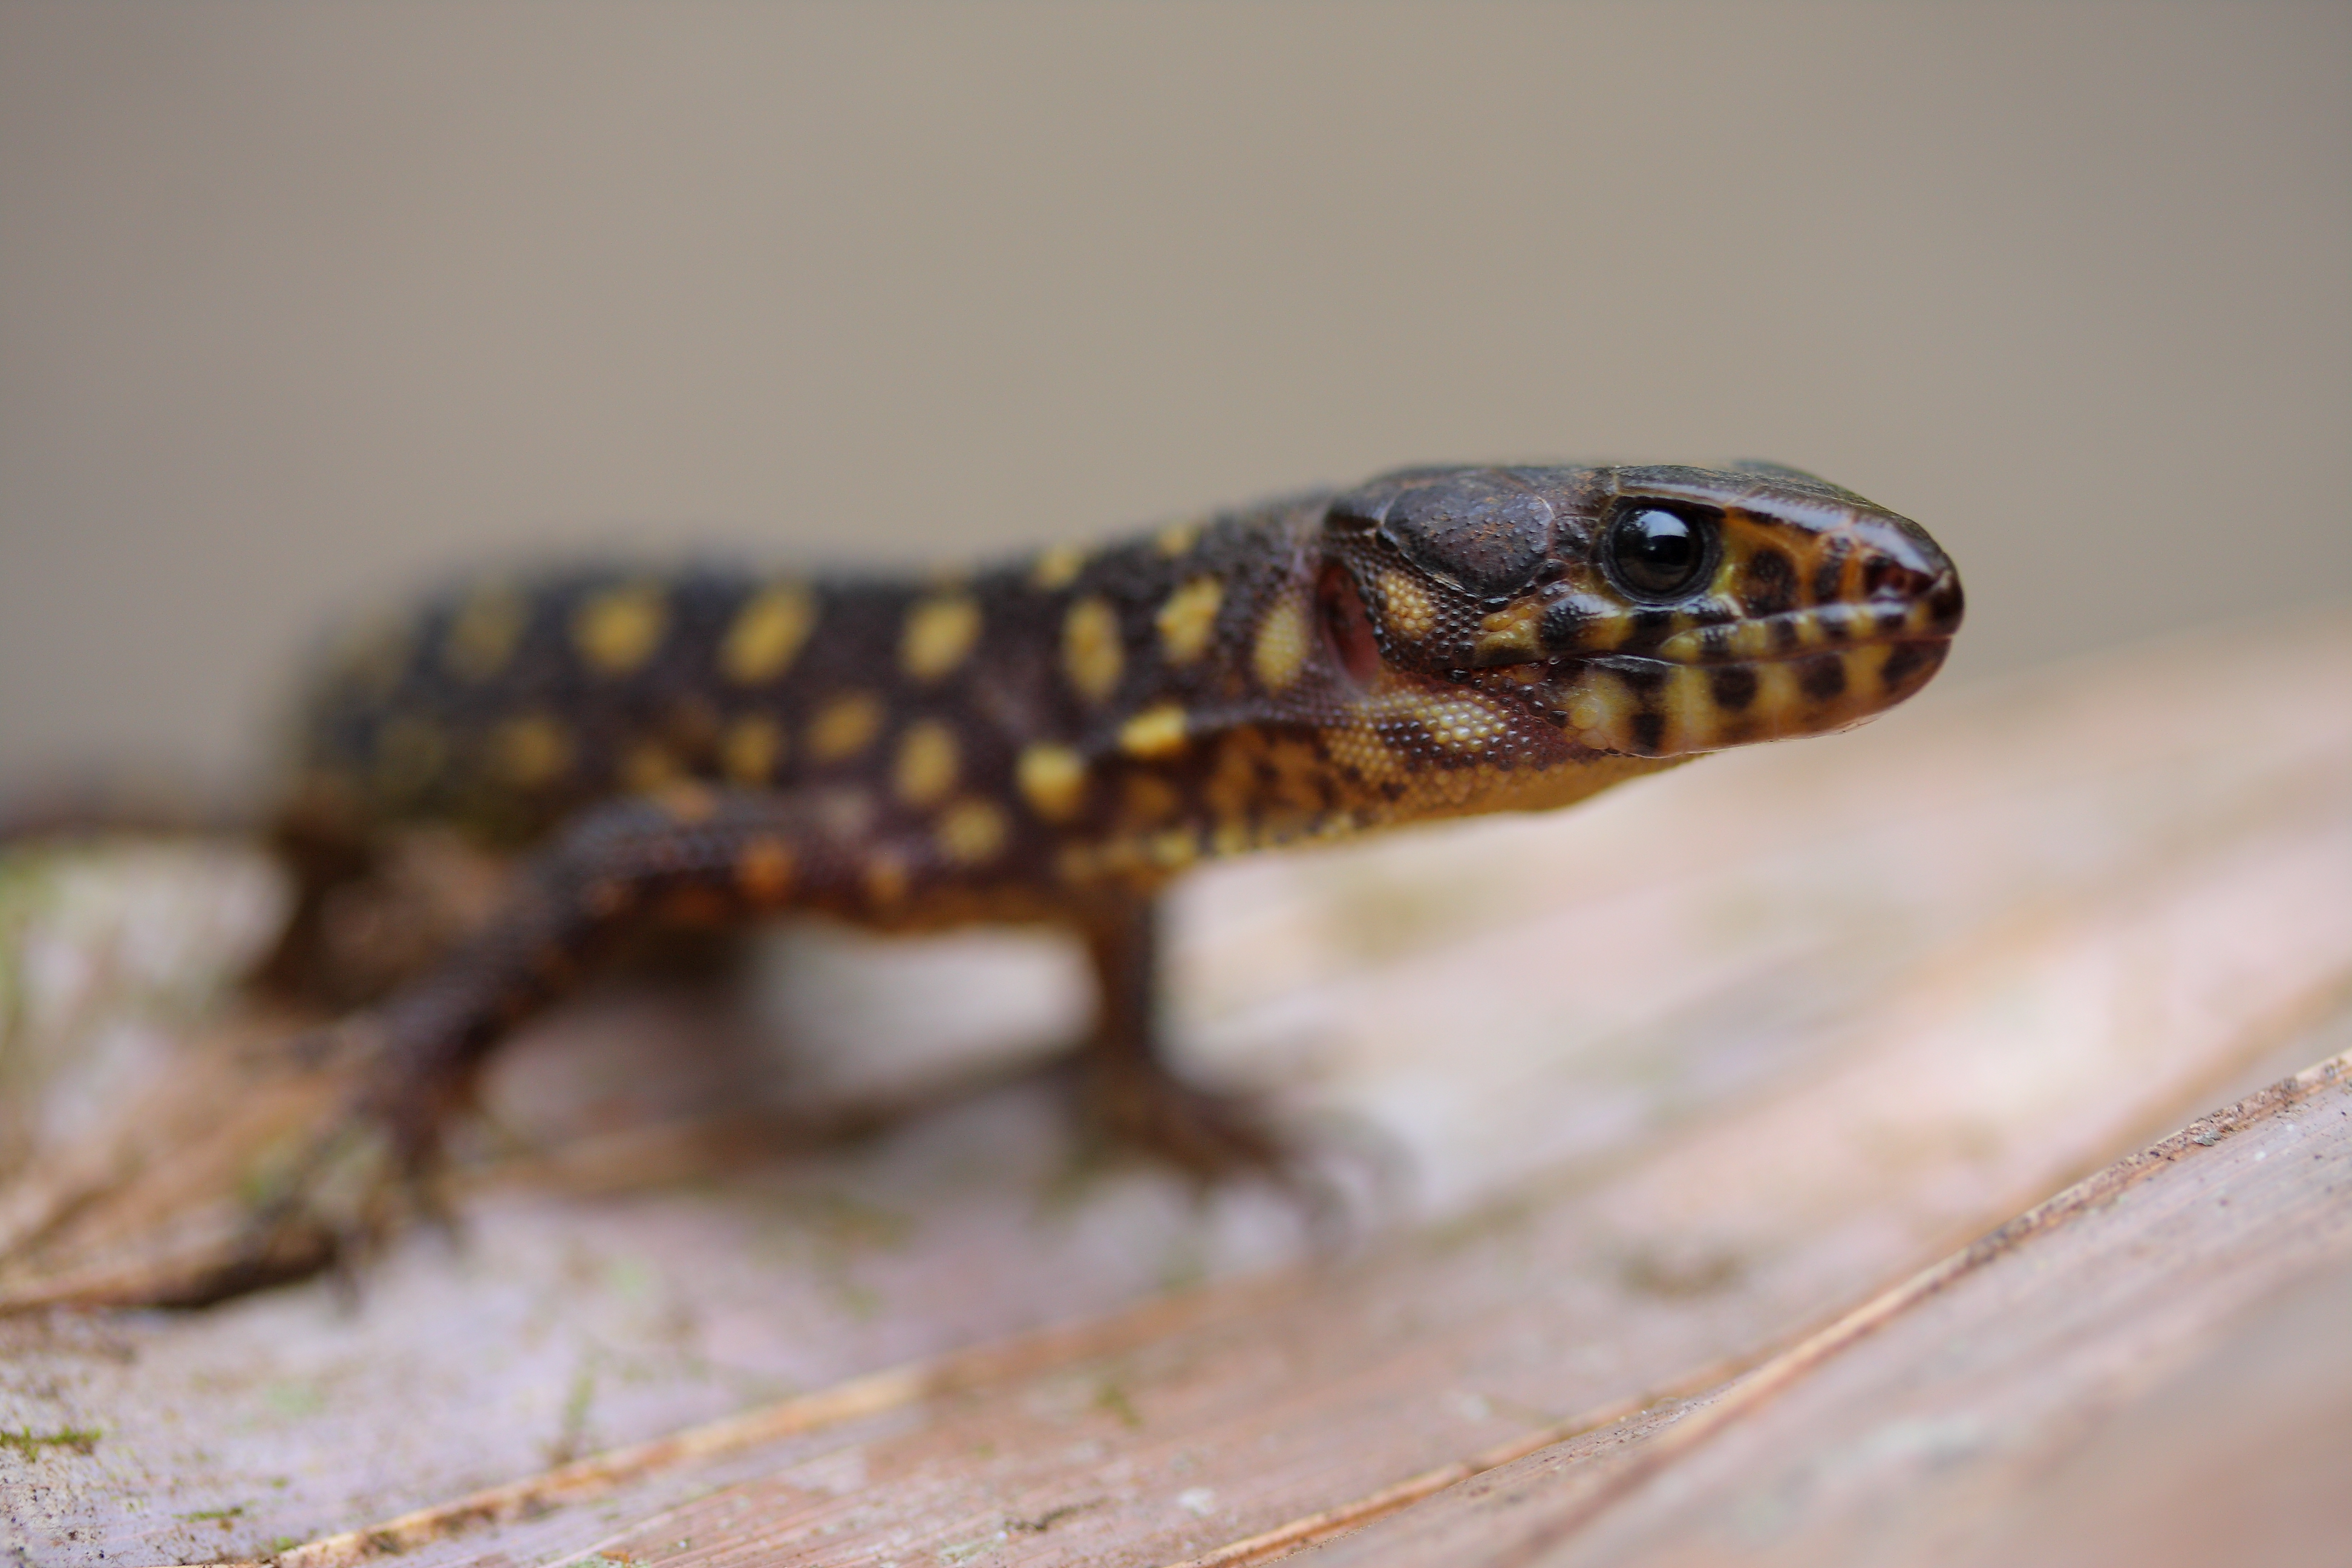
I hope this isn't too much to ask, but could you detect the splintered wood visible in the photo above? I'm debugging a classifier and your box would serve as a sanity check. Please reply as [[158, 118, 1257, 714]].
[[3, 609, 2348, 1567]]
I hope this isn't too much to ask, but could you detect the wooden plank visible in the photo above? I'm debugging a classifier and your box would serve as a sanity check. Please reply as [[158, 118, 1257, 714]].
[[1, 609, 2347, 1566], [1308, 1046, 2352, 1566]]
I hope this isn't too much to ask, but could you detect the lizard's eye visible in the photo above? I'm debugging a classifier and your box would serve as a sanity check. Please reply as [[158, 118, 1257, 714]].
[[1318, 562, 1382, 685], [1604, 503, 1718, 601]]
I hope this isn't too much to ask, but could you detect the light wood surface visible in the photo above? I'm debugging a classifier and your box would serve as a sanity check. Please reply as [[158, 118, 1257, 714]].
[[2, 608, 2347, 1566]]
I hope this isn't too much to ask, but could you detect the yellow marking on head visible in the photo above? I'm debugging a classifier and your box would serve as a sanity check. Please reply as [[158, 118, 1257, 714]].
[[623, 742, 684, 792], [1474, 599, 1542, 662], [720, 714, 785, 784], [1252, 596, 1312, 691], [1155, 520, 1201, 557], [722, 583, 818, 685], [808, 691, 884, 763], [493, 713, 572, 787], [373, 716, 446, 792], [935, 798, 1008, 866], [1154, 576, 1224, 666], [1661, 666, 1719, 752], [1417, 696, 1508, 753], [1563, 673, 1630, 751], [1016, 742, 1089, 822], [1379, 571, 1437, 642], [736, 835, 795, 903], [1118, 702, 1190, 760], [1062, 596, 1125, 704], [1324, 722, 1404, 788], [1030, 544, 1087, 591], [574, 583, 670, 676], [443, 586, 528, 681], [892, 719, 961, 808], [900, 594, 982, 682]]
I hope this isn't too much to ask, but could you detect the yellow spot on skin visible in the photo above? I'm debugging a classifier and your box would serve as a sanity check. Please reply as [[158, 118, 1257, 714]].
[[722, 583, 818, 685], [1380, 571, 1437, 641], [623, 742, 684, 792], [1420, 697, 1507, 753], [573, 583, 669, 675], [1474, 600, 1543, 662], [936, 798, 1010, 865], [1118, 702, 1189, 760], [736, 835, 795, 903], [494, 713, 572, 787], [900, 595, 981, 682], [1155, 520, 1201, 558], [1252, 597, 1312, 691], [1030, 544, 1087, 591], [1062, 596, 1124, 704], [1017, 743, 1089, 822], [373, 716, 446, 792], [892, 720, 960, 808], [1155, 576, 1224, 665], [1662, 665, 1717, 752], [720, 714, 785, 784], [808, 692, 884, 763], [444, 586, 528, 681]]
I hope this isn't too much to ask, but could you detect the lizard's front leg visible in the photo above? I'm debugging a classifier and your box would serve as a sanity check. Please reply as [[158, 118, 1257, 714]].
[[1074, 895, 1296, 1185]]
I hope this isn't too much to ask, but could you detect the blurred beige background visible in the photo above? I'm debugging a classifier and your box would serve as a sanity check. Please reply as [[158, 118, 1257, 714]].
[[2, 1, 2347, 789]]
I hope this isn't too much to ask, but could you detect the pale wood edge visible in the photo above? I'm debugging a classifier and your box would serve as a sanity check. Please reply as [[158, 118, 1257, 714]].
[[186, 989, 2352, 1568]]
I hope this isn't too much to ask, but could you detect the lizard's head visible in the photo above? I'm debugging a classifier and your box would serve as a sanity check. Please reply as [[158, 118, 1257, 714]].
[[1307, 463, 1961, 809]]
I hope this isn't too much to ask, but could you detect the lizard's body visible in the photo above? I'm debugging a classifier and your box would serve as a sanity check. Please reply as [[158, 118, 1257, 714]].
[[246, 461, 1961, 1239]]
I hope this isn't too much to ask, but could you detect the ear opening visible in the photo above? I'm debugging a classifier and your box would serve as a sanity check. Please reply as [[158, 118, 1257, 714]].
[[1318, 561, 1383, 687]]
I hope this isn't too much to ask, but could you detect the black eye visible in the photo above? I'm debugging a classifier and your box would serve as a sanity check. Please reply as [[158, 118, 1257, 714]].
[[1604, 505, 1716, 601]]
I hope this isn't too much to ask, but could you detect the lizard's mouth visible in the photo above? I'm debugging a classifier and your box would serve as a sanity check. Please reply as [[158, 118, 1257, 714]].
[[1457, 570, 1962, 760], [1527, 637, 1952, 757]]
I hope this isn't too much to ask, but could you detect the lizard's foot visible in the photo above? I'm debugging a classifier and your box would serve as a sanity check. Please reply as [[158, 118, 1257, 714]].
[[160, 1022, 468, 1308], [1083, 1057, 1293, 1184], [1074, 1054, 1399, 1246], [1083, 1044, 1417, 1251]]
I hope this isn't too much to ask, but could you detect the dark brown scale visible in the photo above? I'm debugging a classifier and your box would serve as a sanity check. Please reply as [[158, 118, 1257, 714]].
[[1743, 547, 1798, 617], [1710, 666, 1760, 712], [1811, 537, 1852, 606], [1800, 653, 1849, 701]]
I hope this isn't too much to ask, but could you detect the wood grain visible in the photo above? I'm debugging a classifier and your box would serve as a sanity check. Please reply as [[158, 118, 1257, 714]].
[[1, 607, 2345, 1566]]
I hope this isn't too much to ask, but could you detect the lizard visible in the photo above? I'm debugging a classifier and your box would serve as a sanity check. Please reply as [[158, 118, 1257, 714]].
[[76, 460, 1968, 1286]]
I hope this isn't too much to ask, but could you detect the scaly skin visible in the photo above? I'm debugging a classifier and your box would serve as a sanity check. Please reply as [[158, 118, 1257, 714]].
[[234, 460, 1961, 1279]]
